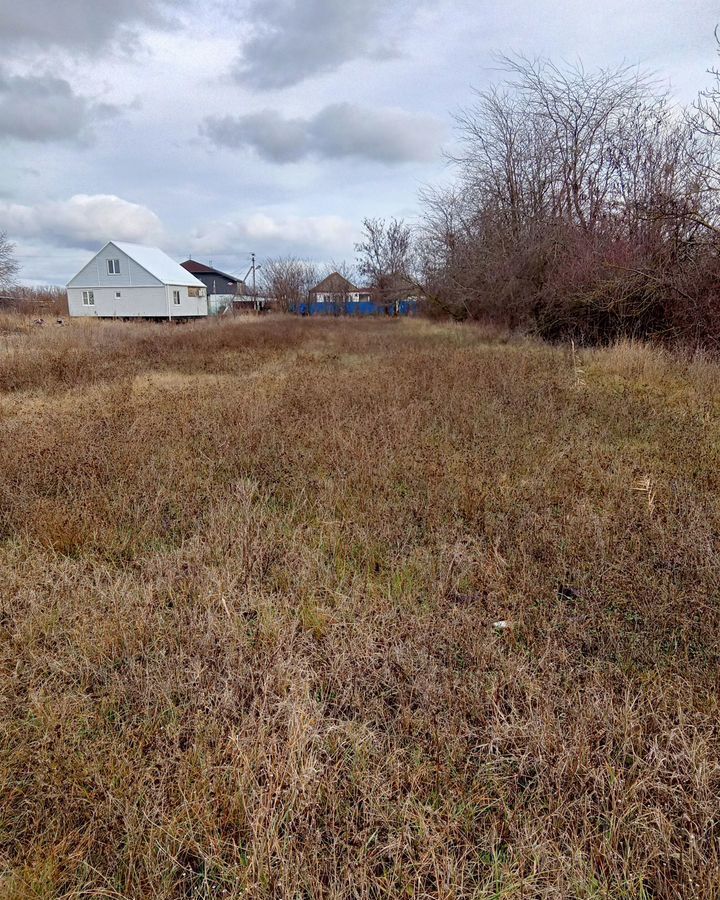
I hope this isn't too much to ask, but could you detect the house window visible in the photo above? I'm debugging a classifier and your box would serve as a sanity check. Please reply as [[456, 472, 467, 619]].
[[188, 286, 200, 298], [82, 290, 95, 306], [173, 290, 181, 305], [115, 291, 121, 299], [107, 259, 120, 275]]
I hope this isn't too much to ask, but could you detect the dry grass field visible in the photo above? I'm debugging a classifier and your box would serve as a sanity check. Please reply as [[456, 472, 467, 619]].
[[0, 315, 719, 898]]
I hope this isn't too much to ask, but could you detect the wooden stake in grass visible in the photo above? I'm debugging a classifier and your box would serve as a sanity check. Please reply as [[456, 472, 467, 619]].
[[571, 339, 587, 388], [634, 475, 657, 517]]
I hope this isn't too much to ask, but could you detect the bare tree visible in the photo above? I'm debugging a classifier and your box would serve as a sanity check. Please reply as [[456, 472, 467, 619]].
[[355, 218, 414, 310], [687, 28, 720, 237], [417, 52, 720, 341], [323, 260, 357, 314], [261, 257, 318, 313], [695, 28, 720, 138], [450, 56, 687, 239], [0, 232, 19, 291]]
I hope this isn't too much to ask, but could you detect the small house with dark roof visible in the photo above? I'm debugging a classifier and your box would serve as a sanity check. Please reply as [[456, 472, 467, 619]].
[[308, 273, 371, 304], [299, 271, 420, 317], [181, 259, 245, 314]]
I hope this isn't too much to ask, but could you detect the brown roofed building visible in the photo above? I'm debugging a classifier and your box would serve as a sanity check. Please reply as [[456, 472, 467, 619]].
[[308, 273, 371, 304]]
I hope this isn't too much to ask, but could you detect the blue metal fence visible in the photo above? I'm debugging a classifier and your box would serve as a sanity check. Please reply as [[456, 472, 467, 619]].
[[292, 300, 419, 317]]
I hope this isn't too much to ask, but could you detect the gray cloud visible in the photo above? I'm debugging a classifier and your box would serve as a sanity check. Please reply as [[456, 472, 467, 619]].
[[0, 0, 180, 52], [235, 0, 400, 89], [203, 110, 309, 163], [0, 71, 120, 143], [202, 103, 443, 164]]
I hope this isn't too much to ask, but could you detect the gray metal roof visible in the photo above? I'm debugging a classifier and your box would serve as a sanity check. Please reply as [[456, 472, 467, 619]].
[[110, 242, 205, 287]]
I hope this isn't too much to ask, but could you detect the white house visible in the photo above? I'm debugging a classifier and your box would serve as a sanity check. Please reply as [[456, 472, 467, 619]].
[[67, 241, 208, 319]]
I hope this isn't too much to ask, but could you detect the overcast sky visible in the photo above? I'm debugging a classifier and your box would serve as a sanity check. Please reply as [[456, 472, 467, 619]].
[[1, 0, 718, 285]]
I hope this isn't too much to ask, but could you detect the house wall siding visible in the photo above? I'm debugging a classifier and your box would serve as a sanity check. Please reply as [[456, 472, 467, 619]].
[[68, 285, 208, 318], [164, 285, 209, 318], [313, 292, 361, 303], [193, 272, 241, 296], [67, 245, 163, 289]]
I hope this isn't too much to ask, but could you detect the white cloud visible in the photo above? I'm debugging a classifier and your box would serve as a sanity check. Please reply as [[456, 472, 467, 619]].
[[0, 194, 165, 249], [202, 103, 443, 164], [190, 212, 358, 259], [0, 71, 119, 143]]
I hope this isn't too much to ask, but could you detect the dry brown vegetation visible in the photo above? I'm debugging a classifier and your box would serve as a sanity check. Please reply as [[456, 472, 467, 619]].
[[414, 53, 720, 346], [0, 287, 68, 320], [1, 316, 719, 898]]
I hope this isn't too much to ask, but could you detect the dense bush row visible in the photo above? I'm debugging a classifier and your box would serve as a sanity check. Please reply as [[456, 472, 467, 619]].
[[413, 47, 720, 346]]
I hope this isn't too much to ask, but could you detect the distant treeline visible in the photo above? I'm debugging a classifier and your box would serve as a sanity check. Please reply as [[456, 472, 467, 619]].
[[1, 285, 68, 317]]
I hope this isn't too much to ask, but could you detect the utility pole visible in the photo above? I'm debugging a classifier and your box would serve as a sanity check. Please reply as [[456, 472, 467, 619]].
[[243, 254, 262, 313], [251, 252, 257, 311]]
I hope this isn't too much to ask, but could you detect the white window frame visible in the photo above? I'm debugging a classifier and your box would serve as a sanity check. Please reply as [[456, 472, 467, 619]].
[[107, 258, 120, 275], [82, 290, 95, 306], [172, 289, 181, 305]]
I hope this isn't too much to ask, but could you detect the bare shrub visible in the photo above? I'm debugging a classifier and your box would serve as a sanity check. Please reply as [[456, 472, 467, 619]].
[[0, 232, 19, 291], [356, 217, 417, 310], [417, 52, 720, 346], [262, 257, 318, 312], [5, 284, 69, 317]]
